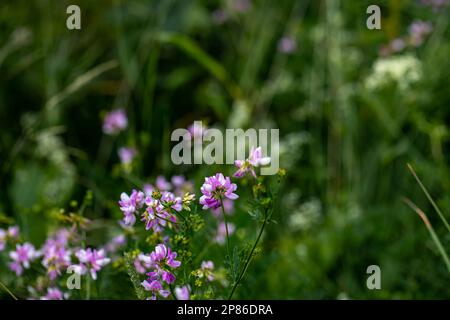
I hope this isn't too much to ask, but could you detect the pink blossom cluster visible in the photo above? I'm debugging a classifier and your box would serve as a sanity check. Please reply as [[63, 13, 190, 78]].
[[140, 243, 181, 300], [119, 175, 194, 232]]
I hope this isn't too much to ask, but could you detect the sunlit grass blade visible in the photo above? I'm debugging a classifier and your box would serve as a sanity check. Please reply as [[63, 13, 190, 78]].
[[0, 280, 18, 300], [403, 197, 450, 273], [407, 163, 450, 234]]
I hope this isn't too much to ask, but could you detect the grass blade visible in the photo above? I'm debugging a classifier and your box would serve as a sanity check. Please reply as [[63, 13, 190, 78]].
[[403, 197, 450, 273], [407, 163, 450, 234]]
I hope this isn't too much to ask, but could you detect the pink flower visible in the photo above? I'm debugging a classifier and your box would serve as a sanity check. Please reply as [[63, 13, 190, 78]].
[[104, 235, 126, 253], [409, 20, 433, 47], [161, 191, 182, 212], [141, 280, 170, 300], [41, 238, 71, 280], [40, 287, 67, 300], [0, 226, 20, 251], [200, 261, 215, 281], [149, 244, 181, 269], [215, 222, 236, 245], [74, 248, 110, 280], [9, 243, 39, 276], [0, 229, 6, 251], [119, 189, 145, 226], [199, 173, 239, 210], [103, 109, 128, 135], [7, 226, 19, 239], [278, 36, 297, 54], [118, 147, 137, 164], [234, 146, 271, 178], [134, 253, 152, 274], [141, 244, 181, 299], [175, 285, 190, 300], [212, 198, 234, 218], [141, 203, 168, 233], [156, 176, 172, 191]]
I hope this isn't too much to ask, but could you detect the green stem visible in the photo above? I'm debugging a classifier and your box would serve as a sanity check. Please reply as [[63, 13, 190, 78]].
[[228, 211, 269, 300], [220, 197, 230, 259], [86, 274, 91, 300]]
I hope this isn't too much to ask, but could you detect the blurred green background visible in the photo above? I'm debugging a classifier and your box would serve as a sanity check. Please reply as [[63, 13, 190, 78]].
[[1, 0, 450, 299]]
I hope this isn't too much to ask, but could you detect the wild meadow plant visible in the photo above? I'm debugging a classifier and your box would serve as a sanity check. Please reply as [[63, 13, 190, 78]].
[[0, 115, 284, 299]]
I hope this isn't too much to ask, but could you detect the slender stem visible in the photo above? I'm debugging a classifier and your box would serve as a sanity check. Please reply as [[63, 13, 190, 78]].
[[86, 274, 91, 300], [0, 281, 18, 300], [220, 197, 230, 259], [228, 211, 269, 300], [403, 197, 450, 273], [407, 163, 450, 234]]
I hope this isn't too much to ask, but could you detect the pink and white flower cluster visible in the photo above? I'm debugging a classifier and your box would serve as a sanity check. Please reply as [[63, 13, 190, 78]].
[[73, 248, 111, 280], [234, 146, 271, 178], [119, 175, 194, 233], [140, 244, 181, 300]]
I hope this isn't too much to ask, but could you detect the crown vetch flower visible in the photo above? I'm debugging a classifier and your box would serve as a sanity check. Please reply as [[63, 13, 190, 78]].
[[141, 243, 181, 299], [103, 109, 128, 135], [40, 287, 67, 300], [9, 242, 39, 276], [215, 222, 236, 245], [199, 173, 238, 210], [200, 260, 215, 282], [141, 280, 170, 300], [0, 229, 6, 251], [175, 285, 190, 300], [74, 248, 110, 280], [234, 146, 271, 178], [0, 226, 20, 251], [118, 147, 137, 165], [41, 238, 71, 280], [119, 189, 145, 226]]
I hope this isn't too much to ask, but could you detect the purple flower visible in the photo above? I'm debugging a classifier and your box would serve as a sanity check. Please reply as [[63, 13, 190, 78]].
[[9, 243, 39, 276], [156, 176, 172, 191], [0, 229, 6, 251], [141, 244, 181, 299], [41, 238, 71, 280], [0, 226, 20, 251], [161, 191, 182, 212], [278, 36, 297, 54], [74, 248, 110, 280], [134, 253, 152, 274], [141, 203, 168, 233], [119, 189, 145, 226], [103, 109, 128, 135], [215, 222, 236, 245], [200, 260, 215, 281], [199, 173, 239, 210], [212, 198, 235, 218], [149, 244, 181, 269], [104, 235, 126, 253], [390, 38, 406, 53], [40, 288, 67, 300], [409, 20, 433, 47], [118, 147, 137, 165], [7, 226, 19, 239], [175, 285, 190, 300], [234, 146, 271, 178], [143, 183, 155, 196], [141, 280, 170, 300]]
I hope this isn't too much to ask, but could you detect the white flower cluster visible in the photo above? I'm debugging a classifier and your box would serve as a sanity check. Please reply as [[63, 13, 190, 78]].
[[365, 54, 422, 91]]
